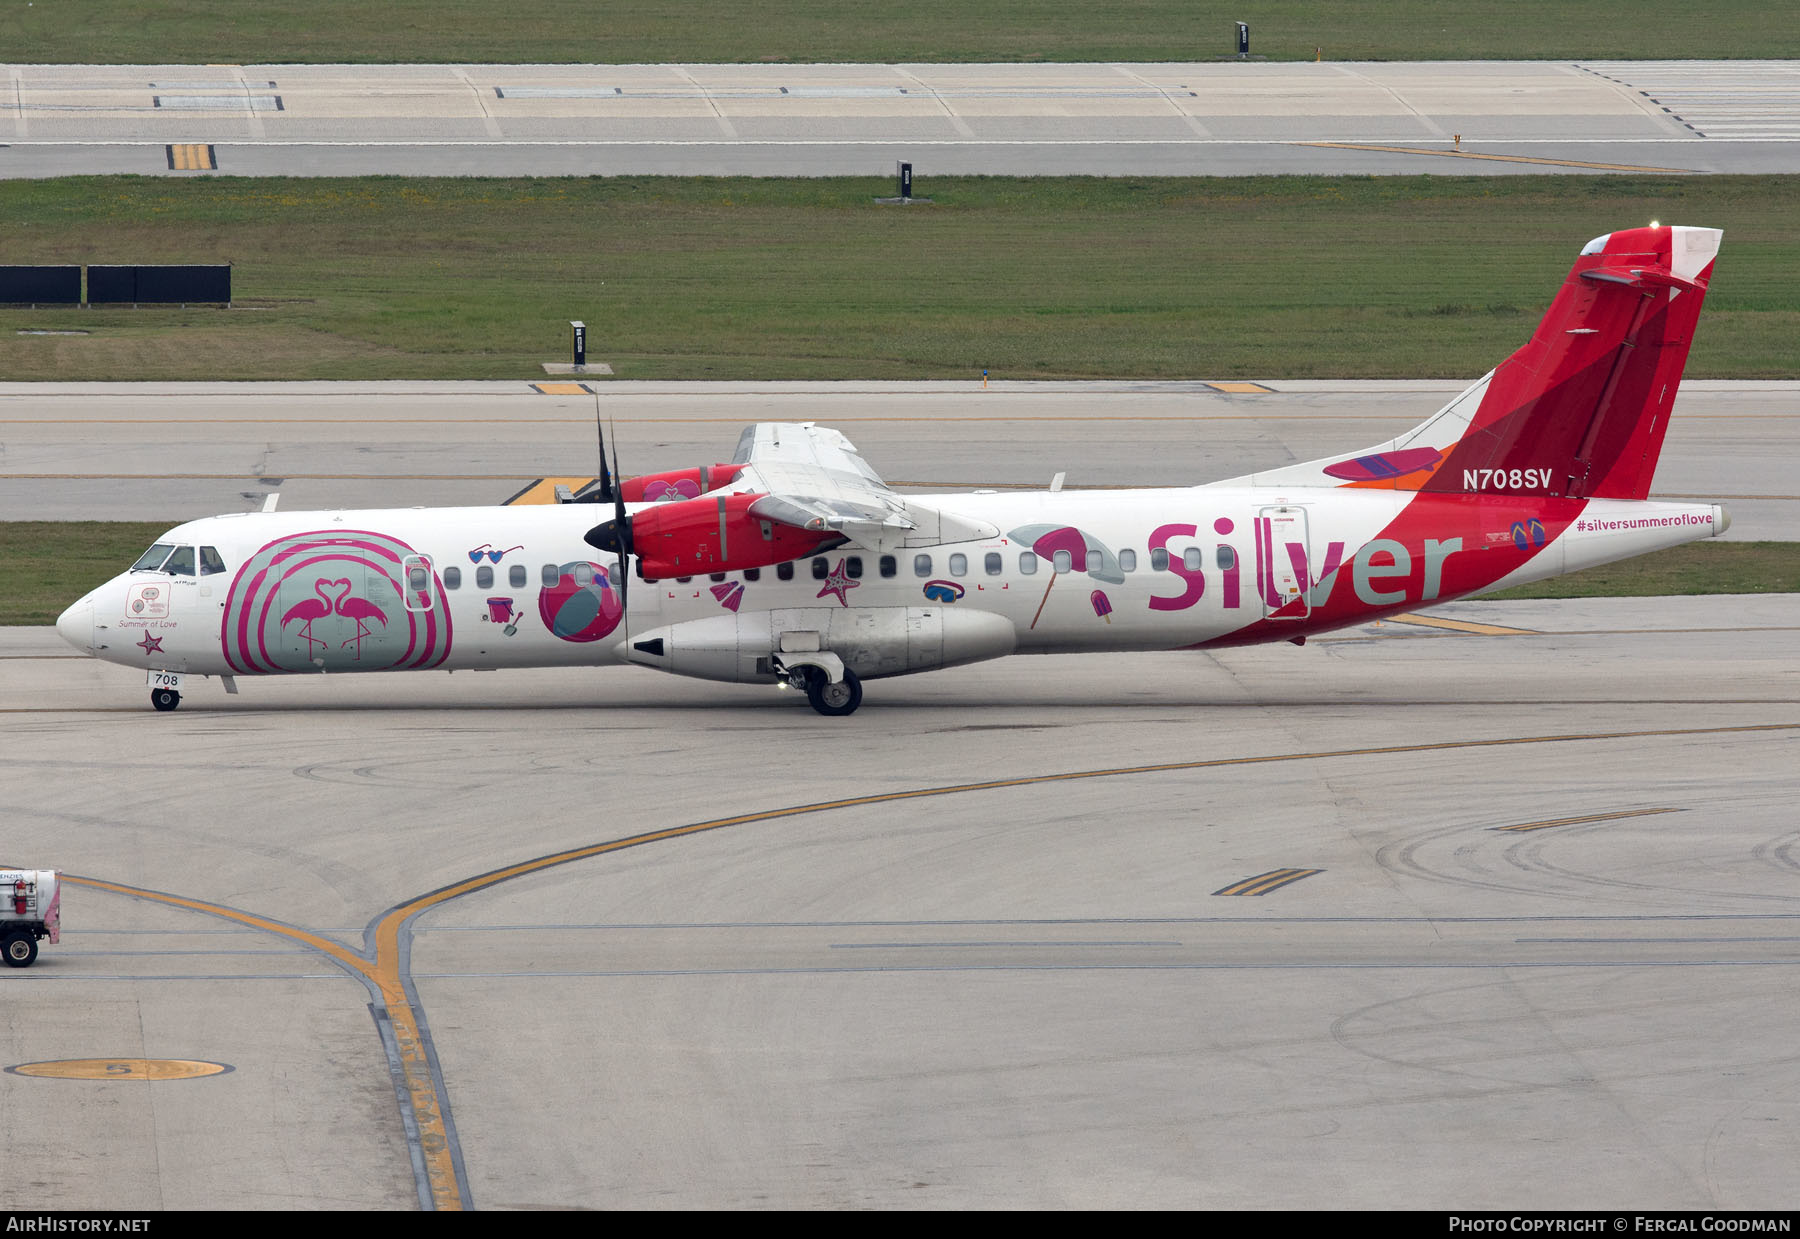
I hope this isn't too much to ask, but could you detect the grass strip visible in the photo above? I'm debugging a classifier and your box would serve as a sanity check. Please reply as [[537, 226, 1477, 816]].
[[7, 521, 174, 626], [6, 522, 1792, 625], [1480, 541, 1800, 601], [11, 2, 1798, 64], [2, 175, 1796, 382]]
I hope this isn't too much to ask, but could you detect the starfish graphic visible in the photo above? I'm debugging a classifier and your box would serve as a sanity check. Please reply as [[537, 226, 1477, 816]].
[[815, 559, 860, 608], [136, 632, 164, 657]]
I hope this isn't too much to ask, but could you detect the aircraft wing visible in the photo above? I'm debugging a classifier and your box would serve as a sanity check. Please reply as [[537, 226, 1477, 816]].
[[729, 423, 997, 552]]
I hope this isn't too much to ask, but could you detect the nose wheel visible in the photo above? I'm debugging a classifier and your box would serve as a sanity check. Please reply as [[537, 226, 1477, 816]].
[[151, 688, 181, 712]]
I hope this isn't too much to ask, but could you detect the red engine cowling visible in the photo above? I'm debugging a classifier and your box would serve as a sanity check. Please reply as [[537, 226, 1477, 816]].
[[632, 492, 841, 579], [620, 464, 746, 504]]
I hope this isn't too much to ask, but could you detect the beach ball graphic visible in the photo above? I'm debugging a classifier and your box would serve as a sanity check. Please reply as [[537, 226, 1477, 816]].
[[538, 561, 624, 643]]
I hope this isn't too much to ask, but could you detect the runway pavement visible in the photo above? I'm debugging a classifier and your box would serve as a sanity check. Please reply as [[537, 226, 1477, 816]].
[[5, 60, 1799, 177], [2, 592, 1797, 1209], [2, 379, 1793, 539]]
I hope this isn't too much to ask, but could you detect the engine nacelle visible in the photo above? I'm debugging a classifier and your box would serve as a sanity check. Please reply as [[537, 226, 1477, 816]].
[[620, 464, 745, 504], [627, 491, 841, 579], [618, 606, 1018, 684]]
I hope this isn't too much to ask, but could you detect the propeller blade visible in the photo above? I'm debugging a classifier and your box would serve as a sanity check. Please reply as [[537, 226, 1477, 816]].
[[594, 394, 615, 502], [608, 415, 630, 614]]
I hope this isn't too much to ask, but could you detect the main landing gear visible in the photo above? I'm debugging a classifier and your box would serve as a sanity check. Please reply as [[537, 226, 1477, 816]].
[[151, 688, 181, 712], [774, 654, 864, 717], [804, 666, 862, 717]]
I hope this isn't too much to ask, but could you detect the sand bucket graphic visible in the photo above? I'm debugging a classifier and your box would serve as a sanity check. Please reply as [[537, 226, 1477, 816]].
[[485, 596, 521, 635]]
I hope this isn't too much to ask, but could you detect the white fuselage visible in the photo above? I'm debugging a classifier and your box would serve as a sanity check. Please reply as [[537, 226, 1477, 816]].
[[56, 487, 1727, 689]]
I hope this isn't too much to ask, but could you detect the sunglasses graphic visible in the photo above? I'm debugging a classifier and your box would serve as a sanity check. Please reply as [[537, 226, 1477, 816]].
[[922, 580, 964, 603], [468, 544, 524, 564]]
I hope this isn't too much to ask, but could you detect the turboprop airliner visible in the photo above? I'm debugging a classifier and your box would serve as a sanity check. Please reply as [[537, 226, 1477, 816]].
[[58, 225, 1730, 717]]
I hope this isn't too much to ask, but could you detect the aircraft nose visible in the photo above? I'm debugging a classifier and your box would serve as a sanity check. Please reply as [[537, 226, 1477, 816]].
[[55, 595, 95, 653]]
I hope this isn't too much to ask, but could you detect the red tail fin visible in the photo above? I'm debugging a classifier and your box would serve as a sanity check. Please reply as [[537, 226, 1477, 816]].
[[1422, 225, 1720, 501]]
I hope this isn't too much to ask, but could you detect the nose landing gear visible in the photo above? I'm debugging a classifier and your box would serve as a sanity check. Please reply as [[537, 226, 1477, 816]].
[[151, 688, 181, 712]]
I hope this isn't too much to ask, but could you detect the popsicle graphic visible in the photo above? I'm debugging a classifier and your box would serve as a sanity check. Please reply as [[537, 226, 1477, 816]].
[[1090, 589, 1113, 623]]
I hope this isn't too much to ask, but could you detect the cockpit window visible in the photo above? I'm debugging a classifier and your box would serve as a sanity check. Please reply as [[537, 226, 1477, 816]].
[[199, 546, 227, 576], [163, 546, 196, 577], [131, 543, 175, 571]]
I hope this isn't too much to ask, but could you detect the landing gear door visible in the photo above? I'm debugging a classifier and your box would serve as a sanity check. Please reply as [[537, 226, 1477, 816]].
[[1259, 505, 1311, 620]]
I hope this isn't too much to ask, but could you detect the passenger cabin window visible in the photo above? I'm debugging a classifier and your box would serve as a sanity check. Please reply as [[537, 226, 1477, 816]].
[[1052, 550, 1071, 574], [509, 564, 527, 588], [845, 557, 863, 579], [444, 566, 463, 589], [744, 567, 761, 582], [1184, 548, 1204, 572], [163, 546, 196, 577], [199, 546, 227, 576], [542, 563, 559, 587], [1119, 549, 1137, 573], [1217, 546, 1237, 569], [1151, 548, 1170, 571], [984, 552, 1002, 575], [777, 562, 794, 581], [1019, 552, 1038, 575], [949, 553, 967, 577], [913, 554, 932, 578], [879, 556, 897, 578], [811, 558, 829, 580], [476, 565, 494, 589], [402, 555, 434, 611], [573, 563, 593, 586]]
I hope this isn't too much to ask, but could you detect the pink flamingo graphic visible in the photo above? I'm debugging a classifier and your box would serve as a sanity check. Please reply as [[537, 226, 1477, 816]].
[[281, 578, 351, 660], [335, 590, 390, 660]]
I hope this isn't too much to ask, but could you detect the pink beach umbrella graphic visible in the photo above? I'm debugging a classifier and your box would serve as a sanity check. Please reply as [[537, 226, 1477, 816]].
[[1009, 523, 1125, 630]]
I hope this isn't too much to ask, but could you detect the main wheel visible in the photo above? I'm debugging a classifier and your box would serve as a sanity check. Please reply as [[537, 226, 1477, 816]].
[[805, 667, 862, 717], [151, 688, 180, 712], [3, 931, 37, 968]]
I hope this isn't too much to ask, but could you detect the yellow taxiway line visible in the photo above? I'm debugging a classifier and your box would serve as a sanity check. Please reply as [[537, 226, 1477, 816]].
[[1494, 806, 1681, 833], [1297, 142, 1695, 175], [1385, 612, 1538, 636]]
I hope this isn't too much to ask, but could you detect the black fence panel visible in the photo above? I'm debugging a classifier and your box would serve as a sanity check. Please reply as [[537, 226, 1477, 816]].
[[86, 266, 137, 303], [135, 264, 231, 303], [0, 265, 81, 304], [88, 264, 231, 304]]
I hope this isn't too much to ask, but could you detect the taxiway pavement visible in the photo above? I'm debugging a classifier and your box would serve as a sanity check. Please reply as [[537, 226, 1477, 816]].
[[2, 593, 1797, 1209], [5, 60, 1798, 177], [2, 379, 1793, 538]]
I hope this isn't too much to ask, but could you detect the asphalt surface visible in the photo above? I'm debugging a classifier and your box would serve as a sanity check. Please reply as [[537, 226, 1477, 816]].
[[3, 593, 1797, 1209], [2, 379, 1792, 539], [5, 60, 1799, 176]]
